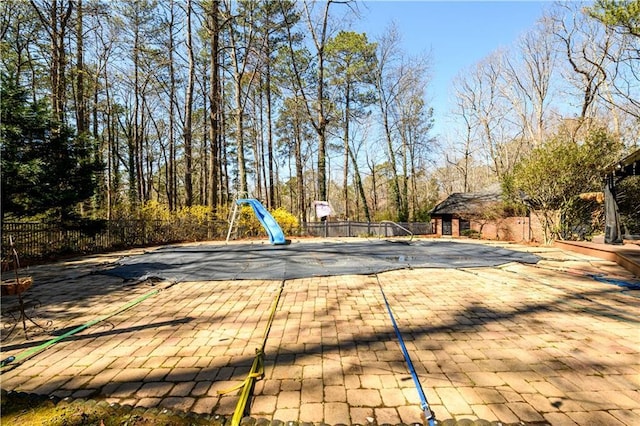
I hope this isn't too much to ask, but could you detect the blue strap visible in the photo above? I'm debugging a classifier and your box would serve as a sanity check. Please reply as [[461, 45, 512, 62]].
[[588, 274, 640, 290], [375, 275, 436, 425]]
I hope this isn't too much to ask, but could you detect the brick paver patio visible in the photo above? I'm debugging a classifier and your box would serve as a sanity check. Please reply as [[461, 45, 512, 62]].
[[1, 239, 639, 425]]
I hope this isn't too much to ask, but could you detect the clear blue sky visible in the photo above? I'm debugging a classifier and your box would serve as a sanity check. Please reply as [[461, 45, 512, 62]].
[[351, 0, 556, 137]]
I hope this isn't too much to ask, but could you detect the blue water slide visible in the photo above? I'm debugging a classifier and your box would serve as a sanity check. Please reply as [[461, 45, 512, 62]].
[[237, 199, 287, 245]]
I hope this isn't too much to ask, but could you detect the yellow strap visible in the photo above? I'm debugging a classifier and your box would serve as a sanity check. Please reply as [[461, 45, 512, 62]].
[[224, 281, 284, 426], [217, 349, 264, 395]]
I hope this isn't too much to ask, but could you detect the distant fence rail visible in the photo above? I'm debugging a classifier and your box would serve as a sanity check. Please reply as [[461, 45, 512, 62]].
[[1, 220, 433, 262], [302, 221, 432, 238]]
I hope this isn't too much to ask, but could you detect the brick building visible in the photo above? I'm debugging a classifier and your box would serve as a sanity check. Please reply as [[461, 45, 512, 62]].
[[429, 186, 544, 242]]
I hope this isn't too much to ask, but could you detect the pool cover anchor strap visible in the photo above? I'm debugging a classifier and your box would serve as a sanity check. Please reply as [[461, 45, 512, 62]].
[[373, 274, 436, 426], [220, 280, 285, 426], [0, 280, 179, 370]]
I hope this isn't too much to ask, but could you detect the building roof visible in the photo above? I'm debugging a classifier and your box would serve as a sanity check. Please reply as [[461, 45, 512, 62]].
[[605, 148, 640, 178], [430, 185, 502, 216]]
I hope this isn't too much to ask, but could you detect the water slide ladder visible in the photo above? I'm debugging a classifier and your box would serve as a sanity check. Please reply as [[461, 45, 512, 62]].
[[226, 199, 287, 245]]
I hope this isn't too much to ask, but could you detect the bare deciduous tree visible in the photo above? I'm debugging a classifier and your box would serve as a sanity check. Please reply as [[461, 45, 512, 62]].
[[30, 0, 74, 124], [184, 0, 195, 207], [503, 19, 556, 146], [549, 3, 614, 129]]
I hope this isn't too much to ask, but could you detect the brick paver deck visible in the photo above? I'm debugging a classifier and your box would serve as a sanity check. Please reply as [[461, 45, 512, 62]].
[[1, 239, 639, 425]]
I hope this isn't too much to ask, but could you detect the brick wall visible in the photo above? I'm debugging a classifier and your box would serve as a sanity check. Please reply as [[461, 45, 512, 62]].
[[431, 218, 440, 236], [431, 214, 546, 242], [470, 214, 545, 242]]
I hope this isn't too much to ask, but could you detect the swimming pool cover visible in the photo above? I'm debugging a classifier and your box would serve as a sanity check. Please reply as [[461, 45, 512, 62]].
[[104, 240, 540, 282]]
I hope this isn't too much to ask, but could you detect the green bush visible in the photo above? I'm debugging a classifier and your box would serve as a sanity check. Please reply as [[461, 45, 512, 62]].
[[461, 229, 481, 239]]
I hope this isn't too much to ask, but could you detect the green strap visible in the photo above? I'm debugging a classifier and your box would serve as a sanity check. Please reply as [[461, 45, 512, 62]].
[[1, 286, 164, 369]]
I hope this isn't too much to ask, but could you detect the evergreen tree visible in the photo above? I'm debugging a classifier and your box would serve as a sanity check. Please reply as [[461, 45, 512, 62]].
[[1, 74, 101, 221], [588, 0, 640, 37], [326, 31, 377, 221]]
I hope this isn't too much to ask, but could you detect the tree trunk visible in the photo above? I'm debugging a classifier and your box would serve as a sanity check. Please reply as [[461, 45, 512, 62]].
[[30, 0, 73, 124], [75, 0, 87, 134], [343, 83, 350, 218], [368, 158, 378, 218], [132, 15, 141, 206], [168, 0, 177, 209], [234, 76, 248, 195], [200, 59, 209, 205], [228, 2, 257, 197], [349, 145, 370, 222], [184, 0, 194, 207], [317, 58, 327, 201], [253, 90, 264, 200], [265, 48, 275, 209], [400, 130, 409, 221], [381, 104, 402, 220], [141, 94, 150, 202], [295, 110, 306, 225], [105, 72, 113, 219], [208, 1, 220, 210]]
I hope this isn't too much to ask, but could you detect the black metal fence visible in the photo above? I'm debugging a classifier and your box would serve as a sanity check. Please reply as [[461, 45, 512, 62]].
[[1, 220, 433, 262], [302, 221, 433, 238], [1, 220, 226, 262]]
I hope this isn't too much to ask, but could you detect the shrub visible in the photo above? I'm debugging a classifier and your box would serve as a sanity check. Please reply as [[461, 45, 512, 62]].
[[235, 206, 299, 237], [461, 229, 481, 239], [237, 205, 263, 235], [140, 200, 171, 221], [271, 207, 299, 234], [176, 205, 214, 223]]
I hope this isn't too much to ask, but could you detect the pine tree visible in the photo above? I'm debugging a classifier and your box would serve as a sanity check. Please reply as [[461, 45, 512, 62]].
[[1, 74, 101, 221]]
